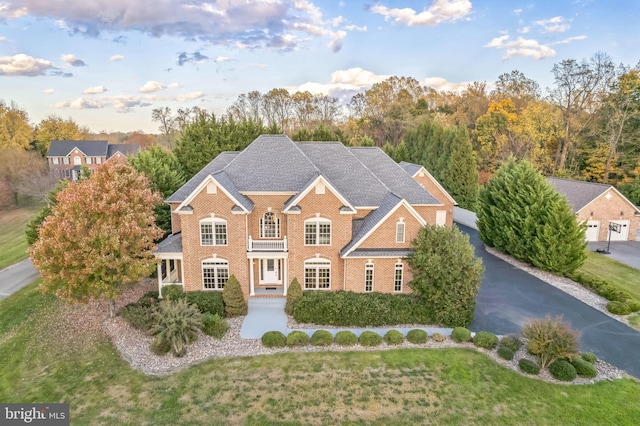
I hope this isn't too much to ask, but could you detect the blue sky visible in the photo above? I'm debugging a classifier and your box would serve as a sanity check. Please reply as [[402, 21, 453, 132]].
[[0, 0, 638, 133]]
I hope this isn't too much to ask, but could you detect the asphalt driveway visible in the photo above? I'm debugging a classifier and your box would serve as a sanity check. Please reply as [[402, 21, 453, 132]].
[[458, 223, 640, 379], [0, 258, 38, 301], [588, 241, 640, 270]]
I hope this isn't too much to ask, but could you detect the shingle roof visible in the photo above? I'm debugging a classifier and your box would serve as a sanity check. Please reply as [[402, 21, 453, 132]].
[[107, 144, 141, 158], [47, 140, 108, 157], [398, 161, 422, 177], [155, 232, 182, 253], [346, 248, 413, 258], [211, 171, 254, 211], [547, 177, 611, 213]]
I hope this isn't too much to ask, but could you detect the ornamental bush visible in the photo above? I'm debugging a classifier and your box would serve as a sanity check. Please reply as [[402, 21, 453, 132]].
[[261, 331, 286, 348], [310, 330, 334, 346], [566, 271, 640, 311], [185, 291, 224, 316], [522, 315, 578, 369], [335, 330, 358, 346], [202, 313, 228, 339], [383, 330, 404, 345], [451, 327, 472, 343], [497, 346, 514, 360], [607, 301, 632, 315], [549, 359, 577, 382], [223, 275, 248, 317], [150, 336, 171, 356], [473, 331, 499, 349], [571, 358, 597, 378], [287, 331, 310, 347], [432, 332, 446, 342], [518, 359, 540, 375], [359, 331, 383, 347], [153, 299, 203, 357], [499, 335, 523, 352], [285, 278, 302, 315], [162, 285, 184, 300], [406, 329, 428, 344], [581, 352, 598, 364], [120, 302, 158, 333]]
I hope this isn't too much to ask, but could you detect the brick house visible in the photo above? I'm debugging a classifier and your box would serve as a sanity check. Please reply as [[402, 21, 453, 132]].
[[47, 140, 141, 181], [548, 177, 640, 242], [154, 134, 455, 300]]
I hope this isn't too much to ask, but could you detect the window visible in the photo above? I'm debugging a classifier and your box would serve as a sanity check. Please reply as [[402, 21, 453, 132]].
[[86, 156, 92, 164], [364, 263, 374, 292], [202, 259, 229, 290], [394, 263, 403, 292], [396, 222, 405, 243], [74, 156, 81, 165], [63, 157, 70, 165], [52, 157, 59, 165], [200, 218, 227, 246], [305, 218, 331, 245], [304, 259, 331, 289], [260, 212, 280, 238], [96, 157, 102, 164]]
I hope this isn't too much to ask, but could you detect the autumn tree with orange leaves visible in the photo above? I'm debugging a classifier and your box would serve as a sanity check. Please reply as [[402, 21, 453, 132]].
[[29, 161, 164, 317]]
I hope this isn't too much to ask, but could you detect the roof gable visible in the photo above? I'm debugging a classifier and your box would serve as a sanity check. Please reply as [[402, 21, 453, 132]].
[[107, 144, 141, 158], [547, 177, 640, 214], [176, 172, 253, 213], [282, 174, 354, 213], [399, 161, 457, 205]]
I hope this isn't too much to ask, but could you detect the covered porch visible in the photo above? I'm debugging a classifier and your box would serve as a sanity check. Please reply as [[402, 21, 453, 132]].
[[154, 232, 184, 296], [248, 253, 289, 297]]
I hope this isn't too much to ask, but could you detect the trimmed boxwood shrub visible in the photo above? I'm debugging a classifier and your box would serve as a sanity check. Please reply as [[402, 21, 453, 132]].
[[432, 332, 446, 342], [383, 330, 404, 345], [451, 327, 472, 343], [571, 358, 597, 378], [335, 330, 358, 346], [285, 278, 302, 315], [607, 301, 632, 315], [406, 329, 428, 344], [567, 271, 640, 312], [499, 335, 523, 352], [473, 331, 499, 349], [549, 359, 577, 381], [518, 359, 540, 375], [581, 352, 598, 364], [261, 331, 286, 348], [310, 330, 334, 346], [497, 346, 514, 360], [359, 331, 383, 347], [287, 331, 310, 347], [184, 291, 224, 316], [202, 313, 228, 338], [293, 291, 435, 327]]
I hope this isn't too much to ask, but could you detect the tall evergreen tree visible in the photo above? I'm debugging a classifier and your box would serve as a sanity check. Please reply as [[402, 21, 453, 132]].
[[441, 126, 479, 209]]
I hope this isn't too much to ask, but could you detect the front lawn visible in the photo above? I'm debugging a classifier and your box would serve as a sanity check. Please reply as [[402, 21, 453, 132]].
[[578, 251, 640, 301], [1, 282, 640, 425], [0, 199, 43, 270]]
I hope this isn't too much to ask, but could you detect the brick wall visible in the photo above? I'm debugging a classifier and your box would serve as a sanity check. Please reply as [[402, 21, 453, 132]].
[[576, 188, 639, 241], [345, 258, 413, 294], [411, 171, 455, 227]]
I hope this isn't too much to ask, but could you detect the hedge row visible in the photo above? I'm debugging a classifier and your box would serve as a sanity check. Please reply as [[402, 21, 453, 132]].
[[163, 285, 225, 317], [293, 290, 435, 327], [261, 329, 433, 348], [566, 271, 640, 314]]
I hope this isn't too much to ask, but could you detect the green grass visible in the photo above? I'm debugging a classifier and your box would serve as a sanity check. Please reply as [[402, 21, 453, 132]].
[[629, 314, 640, 331], [579, 252, 640, 301], [0, 199, 43, 270], [2, 282, 640, 425]]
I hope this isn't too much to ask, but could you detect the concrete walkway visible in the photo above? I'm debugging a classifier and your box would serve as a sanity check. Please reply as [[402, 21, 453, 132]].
[[0, 258, 39, 301]]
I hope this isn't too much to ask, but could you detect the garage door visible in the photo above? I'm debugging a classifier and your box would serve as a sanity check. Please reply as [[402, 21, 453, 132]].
[[608, 220, 630, 241], [585, 221, 600, 241]]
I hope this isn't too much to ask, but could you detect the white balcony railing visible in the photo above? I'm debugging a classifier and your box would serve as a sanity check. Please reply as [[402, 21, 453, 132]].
[[247, 236, 288, 252]]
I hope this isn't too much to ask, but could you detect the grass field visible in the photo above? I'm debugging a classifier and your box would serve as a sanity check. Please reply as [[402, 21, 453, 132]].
[[578, 251, 640, 301], [0, 199, 42, 270], [1, 282, 640, 425]]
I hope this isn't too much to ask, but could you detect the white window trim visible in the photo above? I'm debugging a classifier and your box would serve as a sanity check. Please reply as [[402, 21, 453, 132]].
[[304, 217, 332, 246], [394, 263, 404, 292], [259, 212, 280, 239], [86, 156, 92, 165], [52, 157, 59, 165], [364, 262, 374, 292], [200, 218, 228, 246], [63, 157, 70, 165], [73, 156, 81, 165], [396, 222, 405, 243], [202, 258, 229, 290], [304, 258, 331, 290]]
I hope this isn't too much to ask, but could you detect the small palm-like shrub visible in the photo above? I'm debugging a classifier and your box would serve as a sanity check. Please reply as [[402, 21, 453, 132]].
[[451, 327, 472, 343], [223, 275, 248, 317], [285, 278, 302, 315], [607, 301, 632, 315], [202, 313, 228, 339], [150, 336, 171, 355], [432, 332, 446, 342], [499, 335, 523, 352], [497, 346, 514, 360], [310, 330, 334, 346], [473, 331, 499, 349], [383, 330, 404, 345], [335, 331, 358, 346], [406, 329, 428, 344], [287, 331, 310, 347], [261, 331, 286, 348], [522, 315, 578, 368], [581, 352, 598, 364], [518, 359, 540, 375], [153, 299, 203, 357], [359, 331, 382, 347], [571, 358, 597, 378], [549, 359, 577, 382]]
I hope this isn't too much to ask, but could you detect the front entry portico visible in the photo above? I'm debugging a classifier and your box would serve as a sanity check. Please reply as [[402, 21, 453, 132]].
[[248, 254, 288, 297]]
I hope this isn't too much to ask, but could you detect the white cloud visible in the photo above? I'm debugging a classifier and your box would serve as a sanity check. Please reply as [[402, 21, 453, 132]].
[[138, 80, 165, 93], [43, 89, 54, 94], [176, 91, 205, 102], [371, 0, 472, 27], [513, 9, 522, 15], [166, 82, 180, 89], [0, 4, 27, 19], [83, 85, 107, 94], [518, 26, 530, 34], [55, 97, 102, 110], [61, 54, 87, 67], [345, 24, 367, 32], [214, 56, 232, 63], [0, 36, 6, 42], [109, 54, 124, 61], [0, 54, 54, 76], [484, 35, 556, 60], [553, 35, 588, 45], [533, 16, 571, 33], [423, 77, 472, 92], [286, 67, 390, 100]]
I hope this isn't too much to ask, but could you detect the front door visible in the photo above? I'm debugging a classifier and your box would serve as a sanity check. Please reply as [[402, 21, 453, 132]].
[[260, 259, 281, 284]]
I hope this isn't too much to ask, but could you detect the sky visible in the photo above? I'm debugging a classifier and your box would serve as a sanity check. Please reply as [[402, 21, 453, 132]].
[[0, 0, 638, 134]]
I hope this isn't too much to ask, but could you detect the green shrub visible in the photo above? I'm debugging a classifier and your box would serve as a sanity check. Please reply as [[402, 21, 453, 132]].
[[581, 352, 598, 364], [335, 331, 358, 346], [473, 331, 499, 349], [359, 331, 383, 347], [518, 358, 540, 375], [432, 332, 446, 342], [286, 331, 310, 347], [522, 315, 578, 368], [571, 358, 597, 378], [497, 346, 514, 360], [293, 291, 435, 327], [285, 278, 302, 315], [153, 299, 203, 357], [120, 302, 158, 333], [607, 301, 632, 315], [137, 291, 160, 307], [567, 271, 640, 312], [549, 359, 577, 382], [406, 329, 428, 344], [261, 331, 286, 348], [162, 285, 184, 300], [499, 335, 523, 352], [150, 336, 171, 355], [223, 275, 248, 317], [310, 330, 334, 346], [185, 291, 224, 316], [383, 330, 404, 345], [451, 327, 472, 343], [202, 313, 228, 339]]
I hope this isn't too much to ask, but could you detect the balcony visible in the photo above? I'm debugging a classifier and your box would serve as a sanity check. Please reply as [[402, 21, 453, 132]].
[[247, 236, 288, 252]]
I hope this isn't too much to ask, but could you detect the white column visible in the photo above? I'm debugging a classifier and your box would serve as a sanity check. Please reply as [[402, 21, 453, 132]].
[[157, 262, 163, 297], [179, 259, 185, 289], [283, 257, 288, 296], [249, 257, 255, 296]]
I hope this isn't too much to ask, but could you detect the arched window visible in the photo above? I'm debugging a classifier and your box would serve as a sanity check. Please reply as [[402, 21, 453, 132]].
[[304, 217, 331, 246], [260, 211, 280, 238], [74, 156, 81, 165], [304, 258, 331, 289], [202, 258, 229, 290], [200, 217, 227, 246]]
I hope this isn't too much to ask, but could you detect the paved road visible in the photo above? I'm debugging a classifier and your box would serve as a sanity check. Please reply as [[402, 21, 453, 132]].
[[458, 223, 640, 379], [0, 258, 39, 301]]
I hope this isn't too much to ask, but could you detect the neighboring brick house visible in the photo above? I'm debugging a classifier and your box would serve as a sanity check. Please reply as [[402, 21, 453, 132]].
[[154, 134, 455, 300], [548, 177, 640, 242], [47, 140, 141, 181]]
